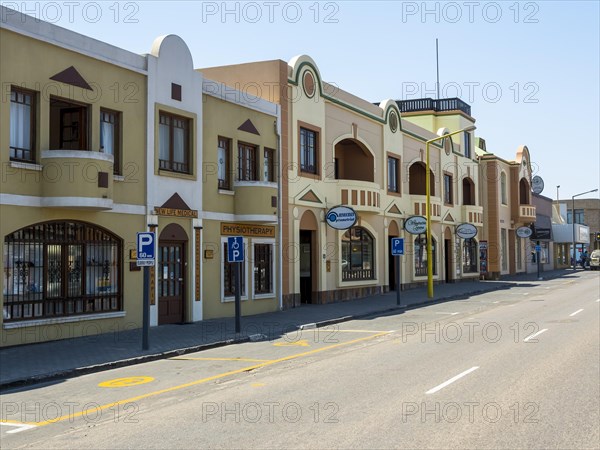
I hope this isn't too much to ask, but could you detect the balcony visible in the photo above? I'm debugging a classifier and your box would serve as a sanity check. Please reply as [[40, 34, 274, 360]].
[[336, 180, 381, 213], [40, 150, 113, 210], [462, 205, 484, 226], [515, 204, 536, 223], [396, 98, 471, 116], [233, 181, 277, 216], [411, 195, 442, 221]]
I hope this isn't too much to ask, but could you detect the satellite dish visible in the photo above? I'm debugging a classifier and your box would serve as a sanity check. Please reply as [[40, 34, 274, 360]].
[[532, 175, 544, 194]]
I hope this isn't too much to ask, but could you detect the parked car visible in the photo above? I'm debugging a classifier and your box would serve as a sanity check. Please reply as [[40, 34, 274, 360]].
[[590, 249, 600, 271]]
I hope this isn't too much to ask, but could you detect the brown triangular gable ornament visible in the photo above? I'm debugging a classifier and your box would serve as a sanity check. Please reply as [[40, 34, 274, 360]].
[[388, 204, 402, 215], [238, 119, 260, 136], [50, 66, 93, 91], [160, 193, 192, 210], [443, 212, 455, 222], [299, 190, 322, 203]]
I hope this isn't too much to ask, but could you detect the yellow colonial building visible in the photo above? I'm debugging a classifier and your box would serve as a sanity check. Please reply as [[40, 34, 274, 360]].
[[1, 7, 147, 346], [199, 79, 281, 319]]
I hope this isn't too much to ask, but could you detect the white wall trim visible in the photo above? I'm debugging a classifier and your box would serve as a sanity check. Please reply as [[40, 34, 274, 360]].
[[3, 311, 127, 329], [41, 197, 113, 209], [233, 180, 278, 189], [9, 161, 42, 171], [0, 194, 145, 215], [41, 150, 114, 163]]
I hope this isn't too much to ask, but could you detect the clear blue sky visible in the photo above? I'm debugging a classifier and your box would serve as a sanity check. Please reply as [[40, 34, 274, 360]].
[[7, 1, 599, 200]]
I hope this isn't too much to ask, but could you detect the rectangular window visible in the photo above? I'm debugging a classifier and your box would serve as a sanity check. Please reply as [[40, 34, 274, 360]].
[[444, 173, 453, 205], [264, 148, 275, 182], [217, 137, 231, 189], [223, 242, 245, 298], [254, 243, 273, 295], [516, 235, 523, 271], [238, 143, 257, 181], [159, 112, 190, 174], [464, 131, 471, 158], [49, 97, 89, 151], [567, 209, 585, 224], [300, 127, 317, 174], [10, 87, 35, 162], [100, 109, 121, 175], [387, 156, 400, 193]]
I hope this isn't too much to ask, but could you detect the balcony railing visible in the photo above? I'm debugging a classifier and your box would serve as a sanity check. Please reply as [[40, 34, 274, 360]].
[[336, 180, 381, 213], [396, 98, 471, 116]]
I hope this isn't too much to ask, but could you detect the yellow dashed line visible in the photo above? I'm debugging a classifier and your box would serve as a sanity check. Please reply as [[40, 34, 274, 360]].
[[32, 331, 389, 427], [169, 357, 272, 362]]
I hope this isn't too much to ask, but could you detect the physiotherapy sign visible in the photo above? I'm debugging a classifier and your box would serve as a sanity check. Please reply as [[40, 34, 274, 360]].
[[325, 206, 357, 230]]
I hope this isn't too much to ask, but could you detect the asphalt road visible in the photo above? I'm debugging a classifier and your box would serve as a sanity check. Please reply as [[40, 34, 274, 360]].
[[1, 271, 599, 449]]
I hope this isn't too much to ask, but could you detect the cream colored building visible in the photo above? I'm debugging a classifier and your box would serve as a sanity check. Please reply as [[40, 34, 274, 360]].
[[202, 56, 483, 306], [476, 140, 537, 278]]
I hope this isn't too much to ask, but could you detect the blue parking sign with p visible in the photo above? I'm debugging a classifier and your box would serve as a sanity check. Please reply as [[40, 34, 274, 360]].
[[137, 232, 156, 266], [228, 236, 244, 262], [391, 237, 404, 256]]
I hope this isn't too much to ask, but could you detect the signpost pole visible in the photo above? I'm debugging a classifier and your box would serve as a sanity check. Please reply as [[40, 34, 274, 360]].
[[142, 266, 149, 350], [536, 241, 541, 280], [235, 261, 241, 334], [396, 255, 401, 307]]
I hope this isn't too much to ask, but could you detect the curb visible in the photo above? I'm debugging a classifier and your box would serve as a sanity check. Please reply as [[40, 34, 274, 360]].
[[0, 271, 570, 390]]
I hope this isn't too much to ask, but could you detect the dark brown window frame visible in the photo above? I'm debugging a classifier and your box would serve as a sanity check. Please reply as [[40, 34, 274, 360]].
[[217, 136, 232, 190], [254, 243, 273, 295], [100, 108, 121, 175], [443, 171, 454, 206], [9, 86, 36, 163], [49, 95, 90, 151], [297, 121, 321, 179], [223, 241, 246, 297], [238, 141, 258, 181], [158, 111, 191, 174], [264, 147, 276, 182], [387, 153, 401, 195]]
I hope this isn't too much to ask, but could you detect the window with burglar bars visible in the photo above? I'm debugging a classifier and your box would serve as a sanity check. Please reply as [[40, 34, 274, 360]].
[[3, 221, 122, 322], [254, 243, 273, 295]]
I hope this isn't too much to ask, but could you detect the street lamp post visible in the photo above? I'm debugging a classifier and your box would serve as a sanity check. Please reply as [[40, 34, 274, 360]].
[[425, 125, 476, 298], [571, 188, 598, 269]]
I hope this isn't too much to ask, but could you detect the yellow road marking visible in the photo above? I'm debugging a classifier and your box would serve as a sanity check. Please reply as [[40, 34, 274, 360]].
[[273, 339, 310, 347], [98, 376, 155, 388], [32, 331, 389, 427], [313, 329, 385, 334], [169, 357, 271, 362], [251, 383, 266, 387]]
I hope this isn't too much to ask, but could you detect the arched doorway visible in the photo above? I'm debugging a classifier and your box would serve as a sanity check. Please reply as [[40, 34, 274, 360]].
[[299, 210, 318, 304], [519, 178, 530, 204], [158, 223, 187, 324]]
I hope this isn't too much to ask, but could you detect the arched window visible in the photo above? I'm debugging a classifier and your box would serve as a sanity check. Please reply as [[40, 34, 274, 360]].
[[519, 178, 530, 204], [414, 236, 436, 276], [463, 238, 478, 273], [409, 162, 435, 196], [500, 172, 507, 205], [462, 177, 475, 205], [3, 221, 122, 322], [341, 227, 375, 280]]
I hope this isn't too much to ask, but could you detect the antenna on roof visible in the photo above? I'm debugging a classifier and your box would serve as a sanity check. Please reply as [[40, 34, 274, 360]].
[[436, 38, 440, 100]]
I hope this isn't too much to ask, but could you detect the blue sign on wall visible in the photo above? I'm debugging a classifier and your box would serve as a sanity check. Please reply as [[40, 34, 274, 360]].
[[227, 236, 245, 262], [391, 237, 405, 256]]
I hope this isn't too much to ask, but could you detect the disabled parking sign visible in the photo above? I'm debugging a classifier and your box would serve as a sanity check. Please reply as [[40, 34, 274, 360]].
[[227, 236, 244, 262]]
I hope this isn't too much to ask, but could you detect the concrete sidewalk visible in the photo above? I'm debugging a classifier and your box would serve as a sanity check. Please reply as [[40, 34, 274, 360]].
[[0, 269, 574, 389]]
